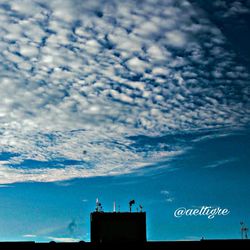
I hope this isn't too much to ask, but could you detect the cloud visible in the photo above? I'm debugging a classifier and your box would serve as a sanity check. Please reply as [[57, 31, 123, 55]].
[[33, 218, 85, 242], [0, 148, 183, 184], [177, 236, 201, 241], [161, 190, 170, 195], [161, 190, 174, 202], [0, 0, 249, 184], [213, 0, 250, 18], [166, 198, 174, 202], [47, 237, 81, 242], [22, 234, 37, 238], [0, 184, 14, 188], [126, 57, 149, 74], [203, 159, 236, 169], [165, 30, 187, 48]]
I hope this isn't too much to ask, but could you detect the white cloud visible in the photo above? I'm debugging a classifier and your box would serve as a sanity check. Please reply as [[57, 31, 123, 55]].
[[0, 0, 249, 184], [47, 237, 81, 242], [147, 45, 170, 61], [152, 67, 170, 76], [165, 30, 187, 48], [225, 1, 249, 17], [23, 234, 37, 238], [126, 57, 149, 74], [0, 184, 14, 188], [135, 21, 159, 37], [203, 159, 236, 169], [19, 45, 39, 58], [161, 190, 170, 195], [161, 190, 174, 202], [166, 198, 174, 202]]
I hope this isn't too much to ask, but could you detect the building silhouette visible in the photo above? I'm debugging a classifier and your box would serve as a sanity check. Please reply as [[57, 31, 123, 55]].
[[91, 211, 146, 243]]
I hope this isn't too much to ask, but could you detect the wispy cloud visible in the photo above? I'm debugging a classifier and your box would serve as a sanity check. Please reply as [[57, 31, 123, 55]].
[[161, 190, 174, 202], [0, 0, 249, 184], [0, 184, 14, 188], [22, 234, 37, 238], [213, 0, 250, 18], [203, 159, 236, 169], [47, 237, 81, 242], [177, 236, 201, 241]]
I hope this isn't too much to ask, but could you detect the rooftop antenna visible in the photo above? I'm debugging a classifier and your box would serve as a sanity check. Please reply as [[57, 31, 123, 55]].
[[129, 200, 135, 212], [95, 198, 103, 212], [95, 198, 99, 212], [139, 204, 143, 212], [240, 222, 249, 239]]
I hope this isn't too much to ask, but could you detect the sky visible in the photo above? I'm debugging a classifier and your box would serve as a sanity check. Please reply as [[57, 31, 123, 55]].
[[0, 0, 250, 242]]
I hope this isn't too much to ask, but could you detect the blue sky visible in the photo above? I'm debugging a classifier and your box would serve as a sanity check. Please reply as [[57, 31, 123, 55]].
[[0, 0, 249, 242]]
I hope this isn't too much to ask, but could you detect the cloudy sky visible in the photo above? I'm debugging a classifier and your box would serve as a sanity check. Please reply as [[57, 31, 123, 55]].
[[0, 0, 249, 242]]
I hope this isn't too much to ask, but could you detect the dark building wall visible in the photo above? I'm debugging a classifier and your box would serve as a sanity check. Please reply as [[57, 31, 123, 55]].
[[1, 240, 250, 250], [90, 212, 146, 243]]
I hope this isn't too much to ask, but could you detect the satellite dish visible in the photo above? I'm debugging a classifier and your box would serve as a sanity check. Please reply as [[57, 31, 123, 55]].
[[129, 200, 135, 212]]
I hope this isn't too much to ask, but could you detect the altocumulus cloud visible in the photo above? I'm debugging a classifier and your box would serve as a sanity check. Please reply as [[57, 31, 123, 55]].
[[0, 0, 249, 184]]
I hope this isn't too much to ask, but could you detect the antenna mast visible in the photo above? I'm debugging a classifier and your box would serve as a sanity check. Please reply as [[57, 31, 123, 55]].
[[129, 200, 135, 212], [95, 198, 103, 212], [240, 222, 249, 239]]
